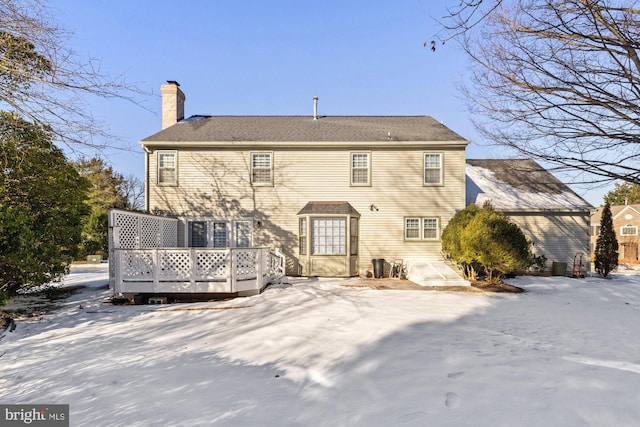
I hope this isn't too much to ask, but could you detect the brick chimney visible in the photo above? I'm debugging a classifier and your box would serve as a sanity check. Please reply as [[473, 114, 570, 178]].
[[160, 80, 185, 129]]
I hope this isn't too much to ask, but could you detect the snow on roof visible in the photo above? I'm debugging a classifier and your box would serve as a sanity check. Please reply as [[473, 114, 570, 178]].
[[466, 159, 592, 211]]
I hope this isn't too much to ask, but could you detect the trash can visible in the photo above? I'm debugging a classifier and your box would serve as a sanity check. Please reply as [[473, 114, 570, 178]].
[[372, 259, 385, 279], [551, 262, 567, 276]]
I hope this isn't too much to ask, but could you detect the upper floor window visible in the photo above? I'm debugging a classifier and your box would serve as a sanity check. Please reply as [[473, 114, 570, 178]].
[[621, 225, 638, 236], [251, 152, 273, 185], [405, 217, 440, 240], [351, 152, 370, 186], [158, 151, 177, 185], [424, 153, 442, 185]]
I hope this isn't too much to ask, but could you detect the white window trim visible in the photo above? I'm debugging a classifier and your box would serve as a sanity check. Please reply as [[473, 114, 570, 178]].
[[250, 152, 273, 186], [423, 217, 440, 240], [620, 225, 638, 236], [423, 152, 443, 186], [404, 217, 440, 241], [157, 150, 178, 186], [350, 151, 371, 186], [405, 217, 421, 240]]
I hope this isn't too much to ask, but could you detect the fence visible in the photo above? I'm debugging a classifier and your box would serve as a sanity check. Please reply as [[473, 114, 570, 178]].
[[112, 247, 285, 295]]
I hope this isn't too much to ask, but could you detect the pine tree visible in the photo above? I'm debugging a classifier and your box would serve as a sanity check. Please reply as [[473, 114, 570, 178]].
[[0, 113, 89, 297], [594, 203, 618, 278]]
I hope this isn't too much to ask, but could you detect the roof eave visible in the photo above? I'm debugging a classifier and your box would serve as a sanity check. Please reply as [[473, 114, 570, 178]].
[[139, 139, 470, 149], [499, 208, 593, 214]]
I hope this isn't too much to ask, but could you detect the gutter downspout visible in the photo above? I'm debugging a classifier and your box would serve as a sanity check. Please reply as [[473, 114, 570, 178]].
[[143, 145, 150, 212]]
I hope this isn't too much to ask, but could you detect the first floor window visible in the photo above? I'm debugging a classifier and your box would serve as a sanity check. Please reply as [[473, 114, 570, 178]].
[[187, 219, 252, 248], [188, 221, 208, 247], [312, 217, 346, 255], [158, 151, 177, 185], [235, 221, 251, 248], [299, 218, 307, 255], [405, 217, 440, 240], [212, 222, 228, 248], [423, 218, 439, 239], [405, 218, 421, 240], [350, 217, 359, 255], [251, 152, 273, 185]]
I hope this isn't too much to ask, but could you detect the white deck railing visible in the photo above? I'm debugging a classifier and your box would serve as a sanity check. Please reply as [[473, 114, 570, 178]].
[[112, 247, 285, 295]]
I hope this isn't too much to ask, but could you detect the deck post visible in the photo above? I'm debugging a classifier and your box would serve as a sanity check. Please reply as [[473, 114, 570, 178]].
[[190, 248, 197, 292], [152, 249, 159, 293], [113, 249, 121, 294], [230, 249, 236, 293], [256, 248, 264, 288]]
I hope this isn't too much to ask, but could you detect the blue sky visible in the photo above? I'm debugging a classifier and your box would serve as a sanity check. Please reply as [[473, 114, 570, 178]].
[[47, 0, 609, 205]]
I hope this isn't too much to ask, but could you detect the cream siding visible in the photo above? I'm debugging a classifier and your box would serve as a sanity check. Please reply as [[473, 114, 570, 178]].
[[508, 212, 591, 269], [147, 145, 466, 275]]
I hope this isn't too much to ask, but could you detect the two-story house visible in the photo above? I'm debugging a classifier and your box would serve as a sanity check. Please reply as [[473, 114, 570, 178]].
[[591, 204, 640, 263], [140, 81, 469, 278]]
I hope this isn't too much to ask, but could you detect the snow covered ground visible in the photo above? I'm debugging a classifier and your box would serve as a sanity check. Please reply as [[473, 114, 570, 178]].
[[2, 266, 640, 426]]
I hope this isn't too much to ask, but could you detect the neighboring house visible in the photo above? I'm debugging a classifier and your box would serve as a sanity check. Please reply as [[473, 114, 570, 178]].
[[466, 159, 593, 273], [140, 81, 470, 278], [590, 204, 640, 262]]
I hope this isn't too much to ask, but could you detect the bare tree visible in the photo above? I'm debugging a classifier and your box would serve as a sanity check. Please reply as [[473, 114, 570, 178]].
[[120, 174, 145, 211], [0, 0, 144, 152], [437, 0, 640, 185]]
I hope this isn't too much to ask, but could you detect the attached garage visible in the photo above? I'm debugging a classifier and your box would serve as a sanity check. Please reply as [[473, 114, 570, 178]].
[[466, 159, 593, 273]]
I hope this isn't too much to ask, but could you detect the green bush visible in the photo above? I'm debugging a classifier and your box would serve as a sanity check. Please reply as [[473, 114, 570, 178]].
[[442, 202, 533, 282]]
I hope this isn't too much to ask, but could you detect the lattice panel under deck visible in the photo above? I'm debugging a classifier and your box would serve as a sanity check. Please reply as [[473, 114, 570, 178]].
[[196, 251, 229, 279], [159, 251, 191, 280]]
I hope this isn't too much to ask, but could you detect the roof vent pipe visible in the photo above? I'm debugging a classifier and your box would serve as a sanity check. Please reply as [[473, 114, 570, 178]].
[[313, 96, 318, 120]]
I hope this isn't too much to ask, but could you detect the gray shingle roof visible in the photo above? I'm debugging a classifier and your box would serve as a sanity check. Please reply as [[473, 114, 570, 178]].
[[466, 159, 593, 211], [297, 201, 361, 217], [142, 115, 467, 143]]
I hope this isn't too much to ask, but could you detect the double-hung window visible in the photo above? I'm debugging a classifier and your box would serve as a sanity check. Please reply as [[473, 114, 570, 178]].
[[158, 151, 177, 185], [351, 152, 370, 186], [405, 218, 421, 240], [251, 152, 273, 185], [405, 217, 440, 240], [424, 153, 442, 185]]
